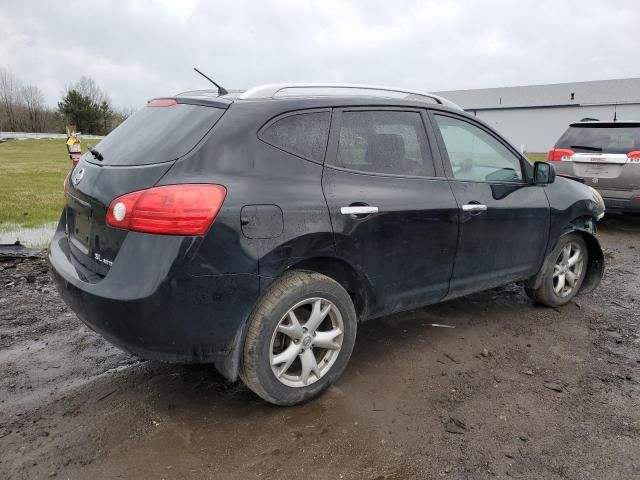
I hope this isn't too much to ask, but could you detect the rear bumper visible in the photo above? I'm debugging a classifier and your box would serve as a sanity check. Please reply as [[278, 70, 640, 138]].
[[553, 162, 640, 212], [49, 223, 260, 365], [599, 189, 640, 212]]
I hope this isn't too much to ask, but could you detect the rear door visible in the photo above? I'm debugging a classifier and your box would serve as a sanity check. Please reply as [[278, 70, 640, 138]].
[[322, 108, 459, 318], [429, 111, 550, 298]]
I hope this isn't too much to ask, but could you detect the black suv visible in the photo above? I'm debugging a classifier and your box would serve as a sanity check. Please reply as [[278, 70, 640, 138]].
[[50, 84, 605, 405]]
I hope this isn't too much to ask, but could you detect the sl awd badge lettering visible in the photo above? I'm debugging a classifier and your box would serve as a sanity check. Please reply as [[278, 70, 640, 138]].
[[73, 168, 85, 186], [93, 252, 113, 267]]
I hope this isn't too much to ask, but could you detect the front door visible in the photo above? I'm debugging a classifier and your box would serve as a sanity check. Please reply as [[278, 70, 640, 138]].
[[430, 112, 550, 299], [322, 108, 459, 318]]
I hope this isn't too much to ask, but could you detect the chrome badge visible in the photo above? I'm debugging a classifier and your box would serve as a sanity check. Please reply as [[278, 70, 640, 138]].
[[72, 167, 85, 186]]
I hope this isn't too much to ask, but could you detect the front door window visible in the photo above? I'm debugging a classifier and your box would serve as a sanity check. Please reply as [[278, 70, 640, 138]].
[[434, 115, 524, 183]]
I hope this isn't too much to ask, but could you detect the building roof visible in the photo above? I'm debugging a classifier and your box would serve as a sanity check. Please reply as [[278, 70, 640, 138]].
[[435, 78, 640, 111]]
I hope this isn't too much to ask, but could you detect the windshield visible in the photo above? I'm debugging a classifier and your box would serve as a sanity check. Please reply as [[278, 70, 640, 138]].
[[555, 124, 640, 154]]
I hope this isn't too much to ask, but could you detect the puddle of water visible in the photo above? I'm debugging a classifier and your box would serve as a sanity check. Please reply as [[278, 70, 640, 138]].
[[0, 222, 57, 248]]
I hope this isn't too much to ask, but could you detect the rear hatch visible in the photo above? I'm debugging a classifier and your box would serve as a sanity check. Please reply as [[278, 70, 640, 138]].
[[64, 99, 226, 281], [549, 122, 640, 190]]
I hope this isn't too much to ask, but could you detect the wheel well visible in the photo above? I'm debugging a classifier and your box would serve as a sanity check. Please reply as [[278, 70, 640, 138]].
[[573, 228, 604, 294], [526, 216, 604, 293], [287, 257, 369, 319], [217, 257, 369, 383], [565, 216, 604, 293]]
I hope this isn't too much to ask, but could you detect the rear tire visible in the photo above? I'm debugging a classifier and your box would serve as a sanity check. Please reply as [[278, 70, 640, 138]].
[[526, 233, 588, 307], [240, 270, 357, 406]]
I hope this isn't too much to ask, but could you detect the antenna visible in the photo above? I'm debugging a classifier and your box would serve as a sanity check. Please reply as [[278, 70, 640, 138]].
[[613, 103, 617, 122], [193, 68, 228, 96]]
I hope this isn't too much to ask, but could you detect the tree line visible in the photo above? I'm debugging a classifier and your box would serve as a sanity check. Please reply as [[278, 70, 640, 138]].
[[0, 68, 134, 135]]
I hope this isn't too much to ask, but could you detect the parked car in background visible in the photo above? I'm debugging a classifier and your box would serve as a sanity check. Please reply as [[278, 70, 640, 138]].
[[548, 120, 640, 213], [50, 83, 605, 406]]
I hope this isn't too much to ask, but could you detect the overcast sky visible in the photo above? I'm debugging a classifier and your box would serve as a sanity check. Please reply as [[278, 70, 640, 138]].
[[1, 0, 639, 109]]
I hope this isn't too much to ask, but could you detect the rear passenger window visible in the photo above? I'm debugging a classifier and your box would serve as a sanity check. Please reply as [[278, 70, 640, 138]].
[[333, 110, 434, 176], [260, 111, 330, 163]]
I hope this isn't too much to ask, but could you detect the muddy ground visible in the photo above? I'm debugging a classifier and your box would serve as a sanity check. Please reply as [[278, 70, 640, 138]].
[[1, 216, 638, 480]]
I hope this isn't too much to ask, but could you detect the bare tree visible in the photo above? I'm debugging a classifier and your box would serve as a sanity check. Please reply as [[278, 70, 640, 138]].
[[21, 84, 45, 132], [71, 76, 111, 106], [111, 105, 136, 130], [119, 105, 137, 118], [0, 71, 121, 134], [0, 68, 23, 131]]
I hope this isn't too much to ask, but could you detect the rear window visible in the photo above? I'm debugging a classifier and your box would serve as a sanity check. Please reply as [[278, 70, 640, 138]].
[[87, 103, 224, 166], [556, 124, 640, 154], [332, 110, 435, 177], [260, 111, 330, 163]]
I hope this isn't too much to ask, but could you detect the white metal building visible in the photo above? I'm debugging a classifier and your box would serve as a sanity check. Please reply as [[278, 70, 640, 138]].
[[435, 78, 640, 153]]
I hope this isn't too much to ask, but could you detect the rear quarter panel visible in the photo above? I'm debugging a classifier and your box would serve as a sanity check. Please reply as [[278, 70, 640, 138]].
[[159, 102, 336, 282]]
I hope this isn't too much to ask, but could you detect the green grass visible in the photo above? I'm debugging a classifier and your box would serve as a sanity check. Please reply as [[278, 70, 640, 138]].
[[526, 152, 547, 163], [0, 138, 98, 228]]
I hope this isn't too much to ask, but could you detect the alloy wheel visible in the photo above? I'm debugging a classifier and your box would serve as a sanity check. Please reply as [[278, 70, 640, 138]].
[[552, 241, 584, 298], [269, 297, 344, 388]]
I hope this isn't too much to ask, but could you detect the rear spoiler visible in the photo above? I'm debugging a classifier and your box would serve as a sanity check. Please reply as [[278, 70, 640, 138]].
[[152, 93, 233, 109]]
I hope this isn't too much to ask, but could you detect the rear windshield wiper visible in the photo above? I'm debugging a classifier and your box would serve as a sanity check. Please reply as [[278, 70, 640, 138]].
[[87, 144, 104, 161], [569, 145, 602, 152]]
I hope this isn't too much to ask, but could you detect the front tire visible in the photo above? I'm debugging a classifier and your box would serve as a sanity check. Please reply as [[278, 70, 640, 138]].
[[240, 270, 357, 406], [526, 233, 588, 307]]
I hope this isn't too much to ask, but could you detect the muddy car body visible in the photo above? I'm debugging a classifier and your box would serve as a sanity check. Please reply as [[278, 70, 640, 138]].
[[50, 84, 605, 405]]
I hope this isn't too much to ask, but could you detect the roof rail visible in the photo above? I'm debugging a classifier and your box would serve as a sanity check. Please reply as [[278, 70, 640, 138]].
[[237, 83, 462, 110]]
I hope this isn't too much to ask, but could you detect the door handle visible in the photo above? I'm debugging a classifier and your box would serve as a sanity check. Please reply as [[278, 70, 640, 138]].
[[461, 204, 487, 212], [340, 206, 379, 215]]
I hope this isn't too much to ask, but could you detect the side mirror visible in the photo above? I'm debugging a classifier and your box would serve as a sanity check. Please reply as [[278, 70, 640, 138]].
[[533, 161, 556, 185]]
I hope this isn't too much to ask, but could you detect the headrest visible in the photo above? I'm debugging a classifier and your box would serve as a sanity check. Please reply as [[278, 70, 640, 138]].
[[364, 133, 405, 173]]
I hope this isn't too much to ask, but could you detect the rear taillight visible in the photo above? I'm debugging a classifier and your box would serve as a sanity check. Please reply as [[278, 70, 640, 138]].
[[627, 151, 640, 163], [106, 184, 227, 235], [547, 148, 575, 162]]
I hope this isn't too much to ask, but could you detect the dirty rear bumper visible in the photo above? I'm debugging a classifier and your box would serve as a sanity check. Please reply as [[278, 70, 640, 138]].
[[553, 163, 640, 213], [49, 224, 259, 376], [599, 191, 640, 213]]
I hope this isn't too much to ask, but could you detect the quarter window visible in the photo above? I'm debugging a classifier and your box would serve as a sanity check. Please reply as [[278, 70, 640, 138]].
[[334, 110, 435, 176], [260, 111, 330, 163], [434, 115, 524, 183]]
